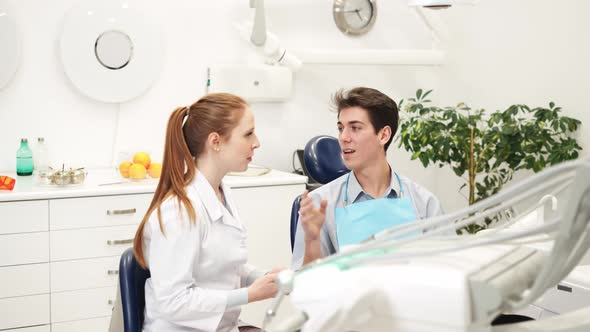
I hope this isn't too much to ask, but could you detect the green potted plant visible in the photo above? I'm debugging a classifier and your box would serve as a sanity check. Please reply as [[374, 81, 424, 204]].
[[398, 89, 582, 233]]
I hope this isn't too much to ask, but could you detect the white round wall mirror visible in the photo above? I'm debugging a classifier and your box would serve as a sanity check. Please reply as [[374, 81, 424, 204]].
[[0, 4, 21, 90], [60, 0, 164, 103], [95, 30, 133, 70]]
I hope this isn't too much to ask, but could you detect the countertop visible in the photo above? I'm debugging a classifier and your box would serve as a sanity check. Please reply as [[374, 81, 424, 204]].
[[0, 166, 307, 202]]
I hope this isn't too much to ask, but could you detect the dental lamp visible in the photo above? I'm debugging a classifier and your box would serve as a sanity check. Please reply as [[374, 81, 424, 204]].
[[247, 0, 302, 72], [262, 158, 590, 332], [207, 0, 298, 102]]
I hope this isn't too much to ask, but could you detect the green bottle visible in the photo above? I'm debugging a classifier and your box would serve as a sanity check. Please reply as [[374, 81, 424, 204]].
[[16, 138, 34, 176]]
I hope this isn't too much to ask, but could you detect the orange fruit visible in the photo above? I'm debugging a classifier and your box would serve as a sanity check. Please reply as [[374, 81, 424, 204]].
[[129, 163, 147, 180], [133, 152, 151, 169], [119, 161, 132, 178], [148, 163, 162, 178]]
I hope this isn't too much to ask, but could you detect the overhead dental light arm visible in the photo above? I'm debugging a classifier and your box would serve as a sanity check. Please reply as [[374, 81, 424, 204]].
[[243, 0, 302, 71], [249, 0, 266, 46], [242, 0, 466, 67]]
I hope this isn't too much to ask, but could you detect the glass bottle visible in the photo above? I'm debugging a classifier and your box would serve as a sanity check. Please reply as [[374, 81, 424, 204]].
[[16, 138, 34, 176], [34, 137, 49, 172]]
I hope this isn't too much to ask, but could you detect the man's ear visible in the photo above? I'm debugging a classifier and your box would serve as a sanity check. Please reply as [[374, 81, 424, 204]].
[[379, 126, 392, 145]]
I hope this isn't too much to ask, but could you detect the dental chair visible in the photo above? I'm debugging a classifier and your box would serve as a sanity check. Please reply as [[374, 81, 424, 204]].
[[290, 135, 350, 251], [268, 158, 590, 332], [119, 247, 151, 332], [303, 135, 349, 185]]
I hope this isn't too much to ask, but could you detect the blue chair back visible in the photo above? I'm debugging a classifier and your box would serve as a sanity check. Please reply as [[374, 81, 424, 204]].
[[119, 247, 151, 332], [290, 195, 302, 251], [290, 135, 350, 252], [303, 135, 349, 184]]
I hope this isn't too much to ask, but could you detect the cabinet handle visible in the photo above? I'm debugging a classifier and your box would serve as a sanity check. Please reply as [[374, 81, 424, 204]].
[[107, 208, 137, 215], [107, 239, 133, 245], [107, 269, 119, 275], [108, 299, 114, 306]]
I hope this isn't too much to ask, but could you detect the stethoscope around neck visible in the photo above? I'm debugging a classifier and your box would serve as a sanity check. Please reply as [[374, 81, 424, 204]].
[[342, 172, 404, 207]]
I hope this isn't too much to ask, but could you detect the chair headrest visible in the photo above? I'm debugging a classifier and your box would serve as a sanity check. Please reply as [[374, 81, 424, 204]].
[[304, 135, 350, 184]]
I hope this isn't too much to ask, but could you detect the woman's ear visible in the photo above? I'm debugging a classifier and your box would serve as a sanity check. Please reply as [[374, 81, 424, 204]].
[[207, 132, 221, 152]]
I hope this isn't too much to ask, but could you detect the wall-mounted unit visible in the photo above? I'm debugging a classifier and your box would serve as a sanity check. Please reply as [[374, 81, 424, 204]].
[[207, 65, 293, 103]]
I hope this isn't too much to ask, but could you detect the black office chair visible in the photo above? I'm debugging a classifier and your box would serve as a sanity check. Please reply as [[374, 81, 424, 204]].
[[119, 247, 151, 332], [290, 135, 350, 251]]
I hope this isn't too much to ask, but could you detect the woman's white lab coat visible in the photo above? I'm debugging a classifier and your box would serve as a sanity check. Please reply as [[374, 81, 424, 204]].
[[141, 171, 261, 332]]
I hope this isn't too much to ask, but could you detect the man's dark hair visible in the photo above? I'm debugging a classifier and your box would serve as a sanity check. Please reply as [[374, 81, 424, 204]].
[[332, 87, 399, 152]]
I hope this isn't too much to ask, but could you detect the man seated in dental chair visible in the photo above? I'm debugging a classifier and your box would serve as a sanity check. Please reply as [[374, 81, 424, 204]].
[[292, 87, 445, 269]]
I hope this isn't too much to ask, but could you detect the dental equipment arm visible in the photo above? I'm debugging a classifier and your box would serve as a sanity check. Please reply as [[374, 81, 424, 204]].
[[249, 0, 266, 46], [243, 0, 302, 71], [262, 158, 590, 332]]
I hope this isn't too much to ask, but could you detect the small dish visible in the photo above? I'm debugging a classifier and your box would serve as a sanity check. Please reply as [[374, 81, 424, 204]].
[[38, 167, 87, 186]]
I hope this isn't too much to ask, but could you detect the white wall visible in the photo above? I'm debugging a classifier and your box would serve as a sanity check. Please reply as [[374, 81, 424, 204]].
[[0, 0, 439, 193], [1, 0, 588, 214], [432, 0, 590, 212]]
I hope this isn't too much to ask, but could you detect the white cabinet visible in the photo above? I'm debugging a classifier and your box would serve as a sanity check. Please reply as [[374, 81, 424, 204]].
[[48, 194, 151, 330], [0, 232, 49, 266], [51, 257, 119, 292], [49, 194, 152, 230], [50, 225, 140, 261], [0, 168, 306, 330], [0, 264, 49, 298], [0, 200, 48, 234], [51, 317, 110, 332], [51, 286, 118, 323], [0, 294, 50, 330], [233, 184, 304, 326], [0, 200, 50, 331], [10, 326, 51, 332]]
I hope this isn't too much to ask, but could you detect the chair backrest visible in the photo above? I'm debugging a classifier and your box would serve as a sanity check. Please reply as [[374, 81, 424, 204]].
[[119, 247, 151, 332], [290, 195, 302, 252], [290, 136, 350, 252], [303, 135, 350, 184]]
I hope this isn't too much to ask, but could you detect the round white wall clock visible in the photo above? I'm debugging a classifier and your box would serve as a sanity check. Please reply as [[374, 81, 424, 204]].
[[333, 0, 377, 36], [60, 0, 164, 103]]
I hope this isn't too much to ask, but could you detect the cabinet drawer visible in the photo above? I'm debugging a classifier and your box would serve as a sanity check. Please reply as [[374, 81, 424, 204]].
[[51, 256, 119, 292], [0, 200, 48, 234], [52, 317, 110, 332], [51, 287, 116, 323], [0, 263, 49, 298], [50, 194, 152, 230], [0, 232, 49, 266], [4, 325, 50, 332], [0, 294, 50, 330], [51, 225, 137, 261]]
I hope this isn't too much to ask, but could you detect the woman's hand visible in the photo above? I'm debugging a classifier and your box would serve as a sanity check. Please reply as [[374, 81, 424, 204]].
[[247, 272, 279, 303]]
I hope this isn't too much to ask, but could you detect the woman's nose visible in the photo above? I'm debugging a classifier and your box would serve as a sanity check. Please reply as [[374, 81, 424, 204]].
[[252, 136, 260, 149]]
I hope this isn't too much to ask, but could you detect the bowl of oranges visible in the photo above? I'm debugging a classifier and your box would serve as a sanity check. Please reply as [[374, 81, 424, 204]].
[[119, 152, 162, 180]]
